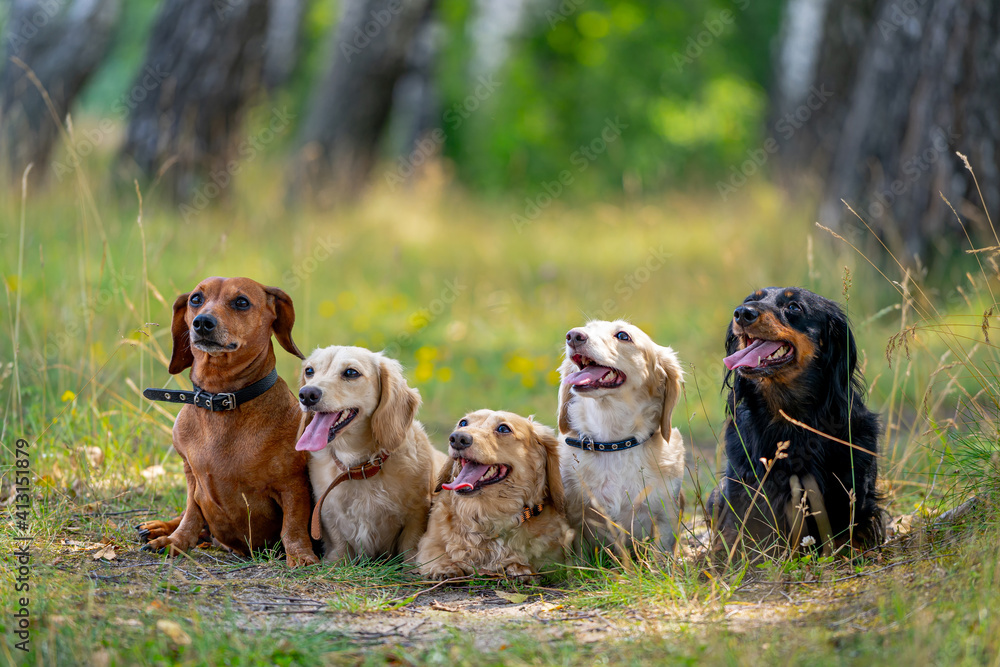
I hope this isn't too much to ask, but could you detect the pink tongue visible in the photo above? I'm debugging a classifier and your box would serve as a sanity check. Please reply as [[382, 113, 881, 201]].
[[441, 462, 491, 491], [563, 365, 613, 387], [724, 340, 784, 370], [295, 411, 341, 451]]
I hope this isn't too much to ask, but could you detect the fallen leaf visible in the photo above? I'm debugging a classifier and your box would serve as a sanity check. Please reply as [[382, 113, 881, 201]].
[[62, 539, 103, 551], [112, 618, 143, 628], [539, 602, 563, 612], [494, 590, 528, 604], [888, 513, 914, 537], [93, 544, 116, 561], [156, 619, 191, 646]]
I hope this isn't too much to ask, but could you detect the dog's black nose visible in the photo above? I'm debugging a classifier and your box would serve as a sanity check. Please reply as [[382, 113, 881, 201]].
[[299, 385, 322, 407], [192, 314, 217, 334], [733, 306, 759, 326], [449, 431, 473, 450], [566, 329, 589, 347]]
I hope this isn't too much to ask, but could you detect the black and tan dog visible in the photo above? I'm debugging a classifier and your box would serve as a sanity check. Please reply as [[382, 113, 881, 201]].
[[708, 287, 884, 557]]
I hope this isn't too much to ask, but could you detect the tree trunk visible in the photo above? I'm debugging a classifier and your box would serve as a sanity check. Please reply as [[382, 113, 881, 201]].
[[0, 0, 121, 184], [117, 0, 269, 202], [263, 0, 306, 89], [774, 0, 1000, 262], [290, 0, 434, 205]]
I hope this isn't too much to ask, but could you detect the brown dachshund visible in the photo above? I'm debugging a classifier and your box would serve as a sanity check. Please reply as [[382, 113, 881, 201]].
[[137, 277, 319, 567]]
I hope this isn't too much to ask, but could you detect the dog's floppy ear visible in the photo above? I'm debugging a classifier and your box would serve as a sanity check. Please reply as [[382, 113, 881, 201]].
[[656, 346, 684, 437], [371, 356, 421, 451], [264, 286, 304, 359], [168, 292, 194, 374], [556, 359, 573, 434], [531, 420, 566, 515], [822, 304, 862, 405]]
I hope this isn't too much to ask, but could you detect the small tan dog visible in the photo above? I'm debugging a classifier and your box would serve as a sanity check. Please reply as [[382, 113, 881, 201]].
[[557, 320, 686, 554], [295, 346, 441, 561], [417, 410, 573, 580]]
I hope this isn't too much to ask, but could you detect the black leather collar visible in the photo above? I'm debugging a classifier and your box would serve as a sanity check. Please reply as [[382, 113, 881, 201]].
[[564, 431, 654, 452], [143, 368, 278, 412]]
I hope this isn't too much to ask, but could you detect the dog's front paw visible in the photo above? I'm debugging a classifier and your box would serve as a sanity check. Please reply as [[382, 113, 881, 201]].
[[135, 520, 173, 543], [286, 550, 319, 568], [421, 563, 467, 580], [142, 536, 190, 557], [503, 563, 536, 580]]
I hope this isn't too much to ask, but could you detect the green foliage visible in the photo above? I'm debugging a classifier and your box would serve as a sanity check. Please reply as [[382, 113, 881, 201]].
[[436, 0, 784, 195]]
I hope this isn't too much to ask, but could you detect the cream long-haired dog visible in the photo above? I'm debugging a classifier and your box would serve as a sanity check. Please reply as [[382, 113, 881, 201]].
[[295, 346, 443, 561], [557, 320, 686, 554], [417, 410, 573, 580]]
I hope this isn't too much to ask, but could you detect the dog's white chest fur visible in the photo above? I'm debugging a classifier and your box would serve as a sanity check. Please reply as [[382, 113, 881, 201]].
[[561, 387, 684, 550], [309, 449, 401, 558]]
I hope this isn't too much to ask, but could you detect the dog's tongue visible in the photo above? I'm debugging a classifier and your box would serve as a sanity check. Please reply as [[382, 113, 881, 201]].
[[563, 365, 613, 387], [441, 462, 490, 491], [724, 340, 783, 370], [295, 411, 341, 451]]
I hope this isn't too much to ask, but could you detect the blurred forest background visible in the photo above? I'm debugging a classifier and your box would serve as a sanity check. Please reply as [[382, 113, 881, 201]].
[[3, 0, 1000, 448], [2, 0, 997, 259]]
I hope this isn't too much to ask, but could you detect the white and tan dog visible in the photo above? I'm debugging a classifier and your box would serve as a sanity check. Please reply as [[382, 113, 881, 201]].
[[295, 346, 442, 562], [557, 320, 685, 554]]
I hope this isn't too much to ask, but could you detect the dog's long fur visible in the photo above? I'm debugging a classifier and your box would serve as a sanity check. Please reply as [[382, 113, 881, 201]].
[[417, 410, 573, 580], [557, 320, 686, 554], [296, 346, 440, 562], [708, 287, 884, 557], [138, 277, 318, 567]]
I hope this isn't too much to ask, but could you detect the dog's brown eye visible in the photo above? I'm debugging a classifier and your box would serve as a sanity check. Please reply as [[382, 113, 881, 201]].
[[232, 296, 251, 310], [189, 293, 203, 307], [787, 302, 802, 314], [458, 419, 468, 427], [615, 331, 632, 342], [304, 367, 314, 377], [496, 424, 512, 434], [343, 368, 361, 379]]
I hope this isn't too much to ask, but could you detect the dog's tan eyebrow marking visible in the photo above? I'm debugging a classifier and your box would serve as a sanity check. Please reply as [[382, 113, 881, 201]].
[[754, 290, 765, 299], [784, 290, 794, 298]]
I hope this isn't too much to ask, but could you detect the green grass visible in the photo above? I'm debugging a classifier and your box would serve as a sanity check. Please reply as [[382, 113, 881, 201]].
[[3, 138, 1000, 665]]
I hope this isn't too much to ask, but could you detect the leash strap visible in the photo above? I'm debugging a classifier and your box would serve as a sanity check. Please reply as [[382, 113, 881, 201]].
[[563, 431, 655, 452], [143, 368, 278, 412], [310, 453, 390, 540]]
